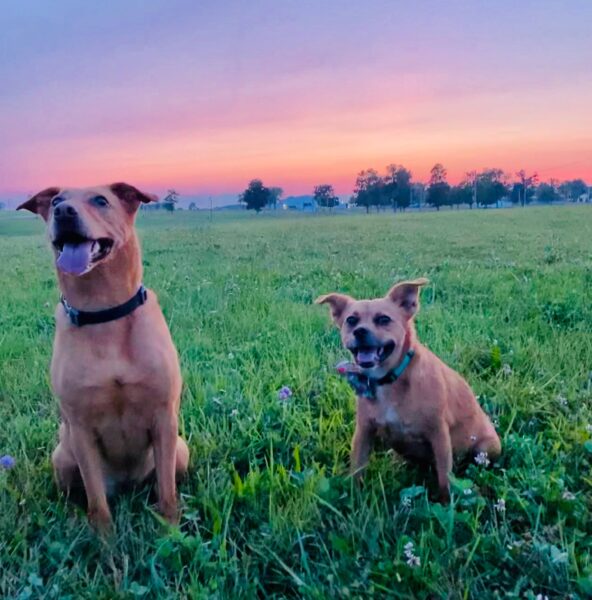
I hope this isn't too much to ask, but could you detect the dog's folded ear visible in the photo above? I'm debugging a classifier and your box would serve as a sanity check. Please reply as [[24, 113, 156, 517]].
[[315, 293, 353, 326], [387, 278, 429, 318], [17, 187, 61, 221], [110, 182, 157, 214]]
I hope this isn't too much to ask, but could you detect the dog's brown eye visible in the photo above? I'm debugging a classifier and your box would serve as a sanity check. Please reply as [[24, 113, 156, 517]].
[[51, 196, 65, 207], [375, 315, 392, 326], [92, 195, 109, 207], [346, 315, 359, 327]]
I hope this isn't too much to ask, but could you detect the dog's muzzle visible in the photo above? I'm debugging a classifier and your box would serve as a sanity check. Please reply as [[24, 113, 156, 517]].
[[52, 224, 114, 276], [348, 331, 396, 369]]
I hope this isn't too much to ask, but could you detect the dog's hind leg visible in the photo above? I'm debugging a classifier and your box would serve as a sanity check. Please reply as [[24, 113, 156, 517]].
[[475, 435, 501, 463], [475, 420, 501, 462], [136, 436, 188, 485], [175, 436, 189, 481]]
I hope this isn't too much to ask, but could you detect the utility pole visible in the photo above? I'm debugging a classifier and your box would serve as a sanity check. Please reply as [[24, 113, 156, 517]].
[[466, 171, 478, 209]]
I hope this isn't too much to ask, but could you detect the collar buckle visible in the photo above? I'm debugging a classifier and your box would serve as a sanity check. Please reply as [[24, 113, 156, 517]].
[[59, 285, 147, 327], [60, 296, 80, 326], [138, 285, 148, 305], [68, 307, 80, 327]]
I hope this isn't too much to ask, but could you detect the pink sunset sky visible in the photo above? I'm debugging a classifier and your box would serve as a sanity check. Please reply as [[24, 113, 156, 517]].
[[1, 0, 591, 203]]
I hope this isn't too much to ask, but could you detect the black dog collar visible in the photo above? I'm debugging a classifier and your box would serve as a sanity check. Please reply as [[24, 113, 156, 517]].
[[61, 285, 148, 327]]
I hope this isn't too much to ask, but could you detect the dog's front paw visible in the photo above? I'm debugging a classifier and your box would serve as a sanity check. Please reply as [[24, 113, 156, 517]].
[[159, 500, 180, 525], [88, 507, 113, 534], [350, 466, 367, 485], [438, 486, 451, 505]]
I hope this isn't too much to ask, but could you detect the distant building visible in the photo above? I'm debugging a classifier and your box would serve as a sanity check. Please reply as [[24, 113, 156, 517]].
[[282, 195, 318, 212]]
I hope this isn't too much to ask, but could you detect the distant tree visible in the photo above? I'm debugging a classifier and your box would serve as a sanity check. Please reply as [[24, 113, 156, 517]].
[[188, 202, 197, 211], [449, 183, 473, 208], [536, 182, 559, 203], [313, 184, 339, 211], [559, 179, 588, 202], [476, 169, 509, 208], [352, 169, 384, 213], [384, 164, 412, 211], [427, 163, 450, 210], [239, 179, 271, 213], [268, 187, 283, 209], [162, 189, 179, 212], [515, 170, 538, 207], [429, 163, 447, 185]]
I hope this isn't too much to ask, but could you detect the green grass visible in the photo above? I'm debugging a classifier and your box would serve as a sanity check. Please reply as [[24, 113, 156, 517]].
[[1, 206, 592, 599]]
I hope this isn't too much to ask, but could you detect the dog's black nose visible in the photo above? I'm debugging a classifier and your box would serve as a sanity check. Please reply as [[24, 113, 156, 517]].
[[54, 203, 78, 220], [353, 327, 369, 340]]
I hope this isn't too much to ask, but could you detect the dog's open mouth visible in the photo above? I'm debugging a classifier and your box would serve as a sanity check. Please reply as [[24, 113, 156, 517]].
[[351, 341, 396, 368], [53, 232, 114, 275]]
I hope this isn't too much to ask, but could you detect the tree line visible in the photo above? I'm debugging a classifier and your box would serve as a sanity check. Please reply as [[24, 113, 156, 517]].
[[237, 166, 588, 213]]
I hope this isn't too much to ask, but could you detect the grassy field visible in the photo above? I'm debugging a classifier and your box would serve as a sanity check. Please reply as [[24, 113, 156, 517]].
[[1, 206, 592, 599]]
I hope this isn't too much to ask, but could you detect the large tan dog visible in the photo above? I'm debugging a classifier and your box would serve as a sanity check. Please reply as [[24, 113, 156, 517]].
[[19, 183, 188, 530], [316, 278, 500, 501]]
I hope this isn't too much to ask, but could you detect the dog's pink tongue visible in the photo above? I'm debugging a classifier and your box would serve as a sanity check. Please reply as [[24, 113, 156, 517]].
[[56, 242, 93, 275], [357, 350, 378, 364]]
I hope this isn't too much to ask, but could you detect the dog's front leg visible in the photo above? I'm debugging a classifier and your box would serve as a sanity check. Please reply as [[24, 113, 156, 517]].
[[69, 426, 112, 531], [430, 425, 453, 503], [351, 412, 373, 479], [152, 410, 179, 523]]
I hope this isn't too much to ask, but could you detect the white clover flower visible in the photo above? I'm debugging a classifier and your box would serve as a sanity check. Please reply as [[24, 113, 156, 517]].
[[494, 498, 506, 513], [463, 488, 472, 496], [507, 540, 523, 551], [557, 394, 568, 407], [535, 594, 549, 600], [502, 364, 512, 376], [230, 408, 239, 418], [403, 542, 420, 568], [228, 352, 235, 360], [401, 496, 412, 509], [406, 555, 421, 568], [562, 490, 575, 501], [475, 451, 490, 467]]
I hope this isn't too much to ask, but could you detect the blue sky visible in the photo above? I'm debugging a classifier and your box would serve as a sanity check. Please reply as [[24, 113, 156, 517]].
[[1, 0, 591, 205]]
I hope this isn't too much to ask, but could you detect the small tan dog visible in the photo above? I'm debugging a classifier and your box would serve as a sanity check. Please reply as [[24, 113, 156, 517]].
[[19, 183, 188, 530], [316, 278, 500, 501]]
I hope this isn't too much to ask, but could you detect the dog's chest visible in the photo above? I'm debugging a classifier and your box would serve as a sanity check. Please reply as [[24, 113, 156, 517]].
[[377, 408, 410, 442], [363, 395, 431, 462], [366, 389, 422, 444]]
